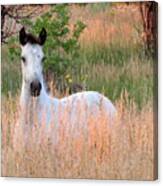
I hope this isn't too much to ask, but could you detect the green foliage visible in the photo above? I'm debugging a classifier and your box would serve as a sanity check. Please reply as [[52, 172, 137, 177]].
[[26, 5, 85, 78], [8, 4, 86, 89], [2, 45, 21, 96], [8, 38, 20, 62], [88, 2, 112, 13]]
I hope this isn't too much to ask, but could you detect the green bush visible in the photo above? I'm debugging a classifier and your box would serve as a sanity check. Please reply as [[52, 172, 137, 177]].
[[8, 4, 86, 92]]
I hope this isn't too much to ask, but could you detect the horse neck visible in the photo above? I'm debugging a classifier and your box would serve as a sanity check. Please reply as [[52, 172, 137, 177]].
[[20, 80, 49, 114]]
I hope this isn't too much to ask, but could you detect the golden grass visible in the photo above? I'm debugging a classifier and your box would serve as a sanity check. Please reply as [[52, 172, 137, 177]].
[[1, 93, 156, 180], [69, 4, 142, 47], [1, 3, 156, 180]]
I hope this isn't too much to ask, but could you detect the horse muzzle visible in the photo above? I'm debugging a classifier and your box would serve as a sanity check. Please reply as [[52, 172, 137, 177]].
[[30, 80, 42, 97]]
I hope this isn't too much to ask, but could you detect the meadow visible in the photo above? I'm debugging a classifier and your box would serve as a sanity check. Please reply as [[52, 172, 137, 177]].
[[2, 95, 155, 179], [1, 3, 157, 180]]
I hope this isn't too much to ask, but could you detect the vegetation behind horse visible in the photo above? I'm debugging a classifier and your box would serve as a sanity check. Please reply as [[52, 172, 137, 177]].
[[1, 3, 157, 180]]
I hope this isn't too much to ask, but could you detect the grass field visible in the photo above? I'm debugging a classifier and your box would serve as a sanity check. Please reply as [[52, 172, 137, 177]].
[[1, 4, 154, 109], [2, 94, 155, 179], [1, 3, 157, 180]]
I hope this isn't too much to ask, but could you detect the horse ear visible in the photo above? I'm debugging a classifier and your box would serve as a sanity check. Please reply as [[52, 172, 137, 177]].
[[19, 27, 27, 45], [39, 28, 47, 45]]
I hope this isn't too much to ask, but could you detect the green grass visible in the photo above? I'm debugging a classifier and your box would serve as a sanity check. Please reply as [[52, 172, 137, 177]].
[[1, 42, 154, 110], [74, 43, 154, 109], [88, 2, 112, 14], [1, 46, 21, 96]]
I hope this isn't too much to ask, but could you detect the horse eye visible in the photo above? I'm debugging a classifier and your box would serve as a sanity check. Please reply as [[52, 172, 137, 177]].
[[42, 57, 46, 63], [21, 56, 26, 63]]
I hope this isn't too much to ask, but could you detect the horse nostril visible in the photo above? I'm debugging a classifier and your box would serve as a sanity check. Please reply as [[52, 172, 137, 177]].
[[38, 82, 42, 91], [30, 81, 42, 97]]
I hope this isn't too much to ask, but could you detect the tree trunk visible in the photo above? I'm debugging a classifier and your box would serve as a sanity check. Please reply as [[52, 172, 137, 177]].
[[139, 2, 158, 57]]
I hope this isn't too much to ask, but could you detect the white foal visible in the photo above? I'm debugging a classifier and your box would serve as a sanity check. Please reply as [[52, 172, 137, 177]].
[[18, 27, 116, 139]]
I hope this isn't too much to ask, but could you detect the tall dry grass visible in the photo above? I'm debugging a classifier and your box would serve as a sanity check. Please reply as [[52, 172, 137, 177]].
[[1, 93, 155, 180], [1, 3, 156, 180], [69, 4, 142, 47]]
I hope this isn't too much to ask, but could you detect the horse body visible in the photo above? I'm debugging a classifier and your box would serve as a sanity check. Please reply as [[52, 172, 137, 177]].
[[15, 27, 116, 146], [20, 77, 116, 126]]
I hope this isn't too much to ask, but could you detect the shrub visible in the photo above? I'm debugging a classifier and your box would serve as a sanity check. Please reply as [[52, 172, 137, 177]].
[[8, 4, 86, 92]]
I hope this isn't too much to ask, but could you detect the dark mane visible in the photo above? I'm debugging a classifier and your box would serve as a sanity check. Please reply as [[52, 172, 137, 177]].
[[19, 27, 47, 46], [25, 34, 41, 45]]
